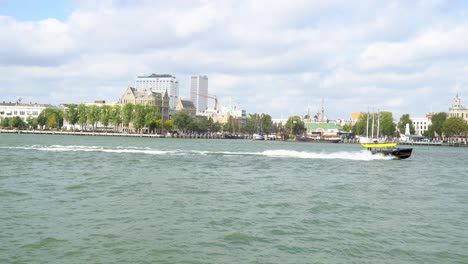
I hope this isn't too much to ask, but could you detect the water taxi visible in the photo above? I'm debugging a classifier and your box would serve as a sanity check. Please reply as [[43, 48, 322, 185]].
[[361, 143, 413, 160]]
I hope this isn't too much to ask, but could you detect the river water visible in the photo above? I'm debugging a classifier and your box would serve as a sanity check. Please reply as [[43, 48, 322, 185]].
[[1, 134, 467, 263]]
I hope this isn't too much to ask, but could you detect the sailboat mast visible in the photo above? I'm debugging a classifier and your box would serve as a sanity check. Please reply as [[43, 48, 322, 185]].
[[321, 98, 325, 136], [377, 110, 380, 138], [366, 110, 369, 138], [371, 110, 375, 138]]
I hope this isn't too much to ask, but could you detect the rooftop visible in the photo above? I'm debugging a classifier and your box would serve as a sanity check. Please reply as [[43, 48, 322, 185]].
[[0, 101, 54, 107], [137, 74, 176, 78], [305, 122, 342, 131]]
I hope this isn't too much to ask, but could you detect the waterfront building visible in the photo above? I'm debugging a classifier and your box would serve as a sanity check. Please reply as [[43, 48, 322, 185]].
[[135, 74, 179, 110], [218, 106, 247, 128], [0, 101, 55, 122], [272, 118, 288, 126], [350, 112, 361, 124], [190, 75, 208, 114], [448, 94, 468, 124], [412, 117, 431, 136], [176, 99, 197, 118], [304, 122, 342, 135], [120, 86, 170, 122]]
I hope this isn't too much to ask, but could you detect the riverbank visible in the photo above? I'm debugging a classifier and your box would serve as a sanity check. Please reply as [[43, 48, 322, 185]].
[[0, 129, 251, 140], [2, 129, 467, 147], [399, 141, 468, 147]]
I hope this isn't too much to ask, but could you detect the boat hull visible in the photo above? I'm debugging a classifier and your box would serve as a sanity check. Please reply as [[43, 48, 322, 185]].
[[371, 147, 413, 160]]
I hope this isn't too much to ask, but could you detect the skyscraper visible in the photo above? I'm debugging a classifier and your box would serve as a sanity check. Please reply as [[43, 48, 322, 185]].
[[190, 75, 208, 114], [135, 74, 179, 109]]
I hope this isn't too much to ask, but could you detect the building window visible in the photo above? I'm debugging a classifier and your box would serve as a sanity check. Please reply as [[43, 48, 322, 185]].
[[20, 111, 25, 115]]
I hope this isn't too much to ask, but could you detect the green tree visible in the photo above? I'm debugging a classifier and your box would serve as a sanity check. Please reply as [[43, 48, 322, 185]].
[[423, 125, 435, 139], [110, 105, 122, 131], [379, 111, 395, 136], [285, 116, 305, 135], [223, 116, 234, 133], [100, 105, 112, 130], [87, 105, 101, 131], [353, 112, 394, 136], [164, 119, 174, 132], [342, 124, 353, 132], [77, 104, 88, 131], [155, 119, 163, 132], [430, 112, 447, 138], [244, 113, 260, 135], [132, 104, 146, 132], [261, 114, 273, 135], [443, 117, 468, 138], [144, 105, 161, 133], [122, 103, 134, 129], [37, 108, 64, 130], [194, 117, 209, 133], [397, 114, 415, 135], [26, 116, 38, 129], [173, 110, 192, 132], [64, 104, 79, 130], [1, 117, 11, 128], [37, 112, 47, 129], [48, 115, 58, 129], [9, 116, 26, 129], [212, 121, 222, 133]]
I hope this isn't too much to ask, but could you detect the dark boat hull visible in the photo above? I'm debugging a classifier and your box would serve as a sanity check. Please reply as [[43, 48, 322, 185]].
[[371, 147, 413, 159]]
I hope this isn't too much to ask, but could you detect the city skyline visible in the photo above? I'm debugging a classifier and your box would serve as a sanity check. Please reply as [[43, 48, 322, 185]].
[[1, 0, 468, 119]]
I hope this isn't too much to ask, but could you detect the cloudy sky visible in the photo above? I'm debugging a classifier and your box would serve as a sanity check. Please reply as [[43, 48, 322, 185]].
[[1, 0, 467, 119]]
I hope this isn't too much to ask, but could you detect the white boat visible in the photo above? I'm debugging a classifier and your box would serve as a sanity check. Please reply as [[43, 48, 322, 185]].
[[252, 134, 265, 140]]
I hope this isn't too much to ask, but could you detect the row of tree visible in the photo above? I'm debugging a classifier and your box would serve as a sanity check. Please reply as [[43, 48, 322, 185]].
[[62, 104, 174, 133], [343, 111, 468, 139], [423, 113, 468, 139], [2, 106, 466, 138], [171, 110, 222, 133]]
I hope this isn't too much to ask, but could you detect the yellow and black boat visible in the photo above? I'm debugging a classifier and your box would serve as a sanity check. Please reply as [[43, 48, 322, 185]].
[[361, 143, 413, 160]]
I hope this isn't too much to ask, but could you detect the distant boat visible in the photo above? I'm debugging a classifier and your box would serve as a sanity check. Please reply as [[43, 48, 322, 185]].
[[296, 136, 315, 142], [361, 143, 413, 160], [224, 133, 244, 139], [252, 134, 265, 140]]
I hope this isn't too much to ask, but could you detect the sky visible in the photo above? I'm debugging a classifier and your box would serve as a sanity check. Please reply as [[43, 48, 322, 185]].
[[1, 0, 468, 119]]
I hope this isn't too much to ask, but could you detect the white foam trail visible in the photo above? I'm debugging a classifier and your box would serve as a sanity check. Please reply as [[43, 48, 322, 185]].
[[260, 149, 391, 161], [4, 145, 176, 155], [3, 145, 391, 161]]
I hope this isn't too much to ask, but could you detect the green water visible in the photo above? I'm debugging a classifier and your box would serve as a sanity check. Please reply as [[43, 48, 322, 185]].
[[1, 134, 467, 263]]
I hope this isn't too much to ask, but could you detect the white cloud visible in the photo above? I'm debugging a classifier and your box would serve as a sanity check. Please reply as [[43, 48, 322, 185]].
[[0, 0, 467, 118], [357, 25, 468, 70]]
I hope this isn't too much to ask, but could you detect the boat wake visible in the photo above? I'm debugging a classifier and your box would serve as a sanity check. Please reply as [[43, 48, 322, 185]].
[[3, 145, 392, 161]]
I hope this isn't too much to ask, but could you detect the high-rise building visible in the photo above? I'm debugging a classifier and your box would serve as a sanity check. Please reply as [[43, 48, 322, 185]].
[[190, 75, 208, 114], [135, 74, 179, 109]]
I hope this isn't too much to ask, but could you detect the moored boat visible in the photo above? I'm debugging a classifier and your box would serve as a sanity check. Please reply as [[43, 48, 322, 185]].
[[252, 134, 265, 140]]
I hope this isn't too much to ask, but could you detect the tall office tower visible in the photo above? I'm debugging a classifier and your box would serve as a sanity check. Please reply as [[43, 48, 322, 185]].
[[135, 74, 179, 109], [190, 75, 208, 114]]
